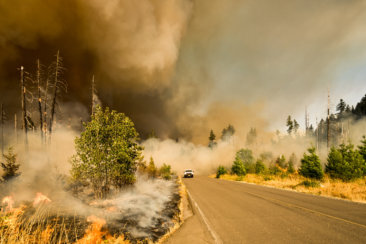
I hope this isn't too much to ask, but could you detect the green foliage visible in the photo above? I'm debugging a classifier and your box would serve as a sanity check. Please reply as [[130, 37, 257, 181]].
[[216, 166, 227, 178], [275, 155, 286, 168], [159, 164, 172, 180], [287, 153, 296, 174], [269, 164, 281, 175], [358, 136, 366, 175], [300, 180, 320, 188], [286, 116, 293, 134], [235, 148, 255, 173], [326, 143, 365, 181], [71, 106, 142, 198], [147, 157, 158, 178], [231, 160, 246, 176], [299, 147, 324, 180], [255, 160, 266, 174], [1, 147, 20, 181], [336, 99, 347, 114]]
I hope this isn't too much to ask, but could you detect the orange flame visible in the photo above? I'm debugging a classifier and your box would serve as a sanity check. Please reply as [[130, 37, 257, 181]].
[[76, 215, 108, 244], [33, 192, 51, 206], [2, 196, 14, 212]]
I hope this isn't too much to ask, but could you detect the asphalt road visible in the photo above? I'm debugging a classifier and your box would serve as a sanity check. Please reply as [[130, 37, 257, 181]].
[[180, 176, 366, 244]]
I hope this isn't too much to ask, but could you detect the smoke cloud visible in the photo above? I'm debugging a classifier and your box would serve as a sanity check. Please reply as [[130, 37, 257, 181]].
[[1, 0, 366, 142]]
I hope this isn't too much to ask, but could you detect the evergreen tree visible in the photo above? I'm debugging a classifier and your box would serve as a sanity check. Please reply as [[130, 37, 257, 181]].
[[1, 147, 20, 181], [326, 143, 365, 181], [353, 94, 366, 117], [235, 148, 255, 173], [255, 160, 266, 174], [293, 120, 300, 133], [231, 160, 246, 176], [299, 147, 323, 180], [208, 129, 217, 148], [147, 157, 158, 178], [336, 99, 347, 114], [286, 116, 293, 134]]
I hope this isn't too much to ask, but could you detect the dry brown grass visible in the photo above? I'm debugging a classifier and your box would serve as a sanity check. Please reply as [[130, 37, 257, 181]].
[[214, 174, 366, 203]]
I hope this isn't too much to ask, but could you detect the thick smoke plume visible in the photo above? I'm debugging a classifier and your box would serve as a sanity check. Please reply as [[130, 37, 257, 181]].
[[1, 0, 366, 141]]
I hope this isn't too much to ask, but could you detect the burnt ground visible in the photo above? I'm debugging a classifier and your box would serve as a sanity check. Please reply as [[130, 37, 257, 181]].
[[0, 179, 182, 244]]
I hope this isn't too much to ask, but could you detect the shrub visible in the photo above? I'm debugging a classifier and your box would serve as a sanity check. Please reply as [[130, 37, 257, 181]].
[[216, 166, 227, 178], [358, 135, 366, 175], [231, 160, 246, 176], [255, 160, 266, 174], [326, 143, 365, 181], [275, 155, 286, 169], [146, 157, 158, 178], [299, 147, 324, 180], [234, 148, 255, 173], [269, 164, 281, 175], [159, 164, 172, 180], [300, 180, 320, 188]]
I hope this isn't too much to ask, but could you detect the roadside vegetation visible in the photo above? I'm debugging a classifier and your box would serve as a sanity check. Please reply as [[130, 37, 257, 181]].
[[215, 137, 366, 202]]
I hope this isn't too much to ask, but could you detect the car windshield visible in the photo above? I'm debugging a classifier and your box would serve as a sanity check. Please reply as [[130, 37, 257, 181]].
[[185, 170, 193, 172]]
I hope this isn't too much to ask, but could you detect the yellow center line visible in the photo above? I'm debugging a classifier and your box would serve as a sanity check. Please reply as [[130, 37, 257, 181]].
[[243, 189, 366, 229]]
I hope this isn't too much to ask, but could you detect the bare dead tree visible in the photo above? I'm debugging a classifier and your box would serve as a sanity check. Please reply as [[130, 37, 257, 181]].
[[49, 51, 67, 138], [36, 59, 43, 140], [14, 114, 17, 144], [20, 66, 28, 145]]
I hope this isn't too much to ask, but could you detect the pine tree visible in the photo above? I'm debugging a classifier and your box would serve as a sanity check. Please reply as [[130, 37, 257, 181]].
[[1, 147, 20, 181], [336, 99, 347, 114], [286, 116, 293, 134], [208, 129, 217, 148], [299, 147, 323, 180]]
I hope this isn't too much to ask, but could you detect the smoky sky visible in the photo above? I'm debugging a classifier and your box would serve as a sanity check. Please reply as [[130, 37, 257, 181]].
[[1, 0, 366, 142]]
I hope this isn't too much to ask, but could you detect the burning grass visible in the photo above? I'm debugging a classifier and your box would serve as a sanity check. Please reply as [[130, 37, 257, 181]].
[[215, 174, 366, 203], [0, 178, 182, 244]]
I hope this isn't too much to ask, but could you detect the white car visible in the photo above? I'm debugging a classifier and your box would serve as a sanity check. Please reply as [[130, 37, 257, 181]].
[[183, 169, 194, 178]]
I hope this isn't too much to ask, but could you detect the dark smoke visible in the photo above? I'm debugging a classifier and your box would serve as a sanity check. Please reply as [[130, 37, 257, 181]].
[[1, 0, 366, 142]]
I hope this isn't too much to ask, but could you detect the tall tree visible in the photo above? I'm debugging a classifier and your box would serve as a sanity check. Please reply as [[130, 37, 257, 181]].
[[49, 51, 67, 137], [36, 59, 43, 139], [71, 106, 142, 198], [20, 66, 28, 145], [208, 129, 217, 148], [336, 99, 347, 114], [286, 115, 293, 134]]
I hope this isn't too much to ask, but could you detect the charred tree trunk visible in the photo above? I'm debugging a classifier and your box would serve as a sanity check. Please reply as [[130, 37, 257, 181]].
[[14, 114, 17, 144], [1, 104, 3, 157], [43, 77, 49, 141], [49, 51, 60, 138], [91, 75, 96, 116], [20, 66, 28, 145], [37, 59, 43, 140]]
